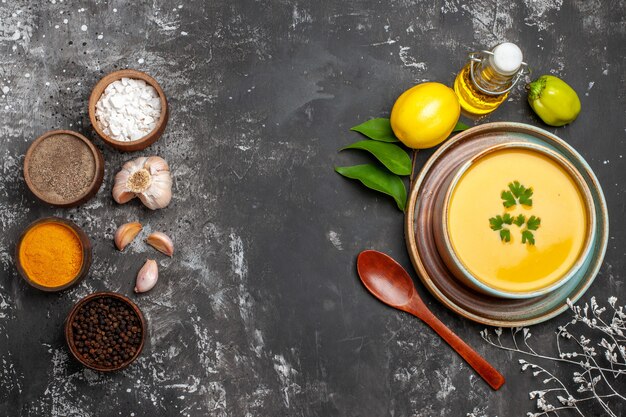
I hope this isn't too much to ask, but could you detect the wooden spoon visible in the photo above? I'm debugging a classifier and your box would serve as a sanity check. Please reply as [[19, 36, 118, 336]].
[[357, 250, 505, 390]]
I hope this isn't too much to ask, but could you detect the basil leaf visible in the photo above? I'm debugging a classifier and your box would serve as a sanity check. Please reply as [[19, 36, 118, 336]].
[[453, 121, 470, 132], [335, 164, 407, 211], [342, 140, 411, 176], [350, 118, 398, 142]]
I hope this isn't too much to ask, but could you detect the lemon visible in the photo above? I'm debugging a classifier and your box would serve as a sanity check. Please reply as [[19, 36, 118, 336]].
[[390, 82, 461, 149]]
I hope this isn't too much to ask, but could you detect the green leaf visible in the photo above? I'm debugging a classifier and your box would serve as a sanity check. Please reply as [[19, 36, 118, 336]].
[[452, 121, 470, 132], [508, 181, 533, 206], [508, 181, 525, 198], [335, 164, 407, 211], [500, 229, 511, 242], [502, 213, 513, 225], [342, 140, 411, 176], [526, 215, 541, 231], [518, 187, 534, 206], [501, 190, 517, 208], [513, 214, 526, 227], [521, 230, 535, 245], [350, 118, 398, 142], [489, 215, 504, 231]]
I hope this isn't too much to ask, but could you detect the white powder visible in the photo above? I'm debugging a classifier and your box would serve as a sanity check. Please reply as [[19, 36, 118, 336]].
[[95, 77, 162, 142]]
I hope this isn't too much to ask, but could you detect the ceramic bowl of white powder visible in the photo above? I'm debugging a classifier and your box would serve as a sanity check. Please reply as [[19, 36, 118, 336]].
[[89, 69, 168, 151]]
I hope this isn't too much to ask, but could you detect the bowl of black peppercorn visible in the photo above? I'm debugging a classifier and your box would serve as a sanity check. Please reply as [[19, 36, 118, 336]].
[[65, 292, 146, 372]]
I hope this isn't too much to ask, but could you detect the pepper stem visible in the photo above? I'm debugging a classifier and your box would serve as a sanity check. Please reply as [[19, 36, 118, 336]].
[[527, 76, 546, 101]]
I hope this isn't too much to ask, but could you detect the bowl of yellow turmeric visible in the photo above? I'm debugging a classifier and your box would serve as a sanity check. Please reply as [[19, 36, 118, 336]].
[[15, 217, 92, 292]]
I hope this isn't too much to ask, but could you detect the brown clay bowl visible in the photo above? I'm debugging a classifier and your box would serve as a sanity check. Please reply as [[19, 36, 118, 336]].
[[15, 217, 92, 292], [65, 292, 146, 372], [88, 69, 168, 152], [23, 130, 104, 207]]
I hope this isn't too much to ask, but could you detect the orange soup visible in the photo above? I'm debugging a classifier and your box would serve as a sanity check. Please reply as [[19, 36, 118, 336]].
[[447, 149, 588, 293]]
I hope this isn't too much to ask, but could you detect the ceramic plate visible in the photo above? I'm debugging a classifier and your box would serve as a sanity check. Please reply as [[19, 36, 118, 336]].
[[405, 122, 609, 327]]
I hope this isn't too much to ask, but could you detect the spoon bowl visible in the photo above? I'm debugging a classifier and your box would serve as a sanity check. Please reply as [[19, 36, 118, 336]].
[[357, 250, 415, 308], [357, 250, 505, 390]]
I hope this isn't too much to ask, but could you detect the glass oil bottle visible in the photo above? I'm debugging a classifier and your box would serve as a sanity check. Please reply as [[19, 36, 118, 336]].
[[454, 42, 528, 115]]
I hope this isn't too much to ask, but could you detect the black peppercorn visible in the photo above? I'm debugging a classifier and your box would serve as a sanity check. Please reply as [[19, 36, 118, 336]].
[[70, 296, 142, 369]]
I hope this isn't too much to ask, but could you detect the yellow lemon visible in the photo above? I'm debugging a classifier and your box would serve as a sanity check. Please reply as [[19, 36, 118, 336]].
[[390, 82, 461, 149]]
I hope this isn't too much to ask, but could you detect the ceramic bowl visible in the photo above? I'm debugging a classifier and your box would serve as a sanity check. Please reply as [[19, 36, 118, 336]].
[[88, 69, 168, 152], [15, 217, 93, 292], [405, 122, 609, 326], [65, 292, 146, 372], [432, 141, 596, 299], [23, 130, 104, 207]]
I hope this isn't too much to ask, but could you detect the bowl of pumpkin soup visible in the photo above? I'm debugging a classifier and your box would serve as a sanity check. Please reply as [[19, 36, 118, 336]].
[[433, 142, 596, 299]]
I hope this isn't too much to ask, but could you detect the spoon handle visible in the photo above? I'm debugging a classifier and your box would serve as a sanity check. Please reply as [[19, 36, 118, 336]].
[[420, 311, 505, 390]]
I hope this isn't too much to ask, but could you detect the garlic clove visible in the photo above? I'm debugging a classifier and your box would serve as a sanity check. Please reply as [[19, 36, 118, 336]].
[[135, 259, 158, 293], [144, 156, 169, 175], [138, 171, 172, 209], [113, 188, 136, 204], [137, 173, 172, 209], [146, 232, 174, 257], [113, 188, 136, 205], [112, 169, 136, 204], [114, 222, 143, 251], [123, 157, 148, 173]]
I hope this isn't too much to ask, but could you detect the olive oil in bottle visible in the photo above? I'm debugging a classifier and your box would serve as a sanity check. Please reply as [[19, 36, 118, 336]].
[[454, 43, 528, 115]]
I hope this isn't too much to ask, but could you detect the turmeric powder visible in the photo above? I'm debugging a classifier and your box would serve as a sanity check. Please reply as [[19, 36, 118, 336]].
[[19, 221, 83, 288]]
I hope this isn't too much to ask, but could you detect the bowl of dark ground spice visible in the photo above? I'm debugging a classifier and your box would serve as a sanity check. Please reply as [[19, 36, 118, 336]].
[[65, 292, 146, 372], [23, 130, 104, 207]]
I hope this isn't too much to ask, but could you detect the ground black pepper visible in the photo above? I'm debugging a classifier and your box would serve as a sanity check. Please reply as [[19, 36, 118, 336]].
[[70, 296, 143, 369], [28, 133, 96, 203]]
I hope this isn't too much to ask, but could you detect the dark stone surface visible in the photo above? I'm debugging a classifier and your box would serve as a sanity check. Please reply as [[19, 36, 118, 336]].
[[0, 1, 624, 416]]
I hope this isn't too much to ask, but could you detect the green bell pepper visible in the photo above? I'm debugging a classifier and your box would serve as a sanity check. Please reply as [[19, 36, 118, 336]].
[[527, 75, 581, 127]]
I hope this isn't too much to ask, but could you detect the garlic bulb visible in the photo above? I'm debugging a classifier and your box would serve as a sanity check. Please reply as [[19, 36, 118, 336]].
[[135, 259, 158, 293], [113, 156, 172, 210]]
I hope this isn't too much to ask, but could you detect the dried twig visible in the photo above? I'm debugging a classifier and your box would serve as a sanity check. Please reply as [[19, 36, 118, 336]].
[[479, 297, 625, 417]]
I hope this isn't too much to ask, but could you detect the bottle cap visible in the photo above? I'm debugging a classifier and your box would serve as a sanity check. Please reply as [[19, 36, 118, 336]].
[[490, 42, 523, 75]]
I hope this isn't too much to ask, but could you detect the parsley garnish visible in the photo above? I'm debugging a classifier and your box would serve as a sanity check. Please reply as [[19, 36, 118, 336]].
[[489, 214, 513, 231], [501, 181, 534, 208], [526, 215, 541, 231], [513, 214, 526, 227], [501, 190, 517, 208], [489, 215, 504, 231], [488, 214, 515, 243], [489, 182, 540, 245], [521, 230, 536, 245]]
